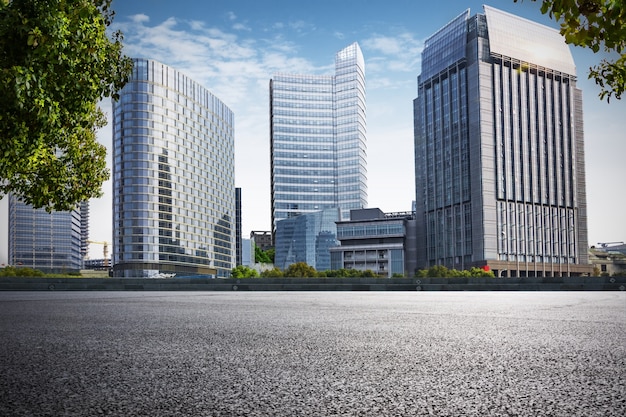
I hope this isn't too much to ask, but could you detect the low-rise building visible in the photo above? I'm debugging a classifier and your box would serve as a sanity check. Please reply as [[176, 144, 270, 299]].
[[330, 208, 417, 277], [589, 245, 626, 276]]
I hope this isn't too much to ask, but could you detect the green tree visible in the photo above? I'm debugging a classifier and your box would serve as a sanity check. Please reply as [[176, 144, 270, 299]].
[[260, 267, 283, 278], [0, 0, 133, 211], [283, 262, 317, 277], [0, 266, 44, 277], [515, 0, 625, 101], [415, 265, 495, 278], [230, 265, 259, 278], [468, 267, 495, 278], [254, 245, 272, 263]]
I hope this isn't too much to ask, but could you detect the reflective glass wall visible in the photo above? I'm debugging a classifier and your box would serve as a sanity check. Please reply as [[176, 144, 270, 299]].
[[270, 43, 367, 233], [112, 59, 235, 278], [8, 195, 83, 273], [274, 208, 340, 271]]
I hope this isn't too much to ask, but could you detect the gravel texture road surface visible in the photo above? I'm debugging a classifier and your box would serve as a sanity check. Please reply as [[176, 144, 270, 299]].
[[0, 291, 624, 416]]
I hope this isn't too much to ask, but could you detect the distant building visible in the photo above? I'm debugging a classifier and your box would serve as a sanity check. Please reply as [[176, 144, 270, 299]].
[[0, 196, 8, 267], [236, 188, 242, 266], [2, 195, 86, 273], [270, 43, 367, 234], [413, 6, 591, 277], [84, 258, 110, 271], [331, 208, 417, 277], [250, 231, 273, 252], [112, 59, 235, 278], [274, 208, 340, 271], [589, 244, 626, 276], [241, 238, 253, 267]]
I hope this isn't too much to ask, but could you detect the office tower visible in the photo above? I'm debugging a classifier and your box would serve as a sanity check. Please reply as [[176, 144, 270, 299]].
[[270, 42, 367, 234], [274, 208, 340, 271], [413, 6, 591, 277], [112, 59, 235, 278], [4, 195, 84, 273]]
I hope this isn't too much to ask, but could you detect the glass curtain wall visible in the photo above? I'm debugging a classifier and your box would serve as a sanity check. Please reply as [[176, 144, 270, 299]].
[[112, 59, 235, 278], [270, 43, 367, 233], [8, 195, 82, 273]]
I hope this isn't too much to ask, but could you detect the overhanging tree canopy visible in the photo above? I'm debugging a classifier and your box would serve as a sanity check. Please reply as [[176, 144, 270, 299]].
[[516, 0, 625, 101], [0, 0, 133, 211]]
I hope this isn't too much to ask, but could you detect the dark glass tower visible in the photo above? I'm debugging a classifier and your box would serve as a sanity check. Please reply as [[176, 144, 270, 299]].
[[414, 6, 591, 277]]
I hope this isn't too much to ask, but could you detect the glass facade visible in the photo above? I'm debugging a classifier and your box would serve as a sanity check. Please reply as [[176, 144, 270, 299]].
[[414, 6, 589, 277], [8, 195, 83, 273], [274, 208, 340, 271], [270, 43, 367, 232], [112, 59, 235, 278]]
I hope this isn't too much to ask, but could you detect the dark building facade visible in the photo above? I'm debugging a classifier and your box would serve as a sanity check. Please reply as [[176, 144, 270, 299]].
[[413, 6, 591, 277]]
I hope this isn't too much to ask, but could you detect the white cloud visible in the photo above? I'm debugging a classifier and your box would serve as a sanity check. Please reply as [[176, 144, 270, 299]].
[[129, 13, 149, 24], [233, 22, 251, 31], [362, 33, 424, 76]]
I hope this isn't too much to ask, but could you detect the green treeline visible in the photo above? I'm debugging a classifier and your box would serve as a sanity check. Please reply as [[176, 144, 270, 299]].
[[231, 262, 498, 278]]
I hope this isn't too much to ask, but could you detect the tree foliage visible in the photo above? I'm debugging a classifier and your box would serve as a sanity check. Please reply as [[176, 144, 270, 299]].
[[0, 0, 133, 211], [0, 266, 44, 277], [283, 262, 318, 277], [516, 0, 625, 101], [254, 245, 273, 263], [230, 265, 259, 278], [260, 267, 283, 278], [415, 265, 495, 278]]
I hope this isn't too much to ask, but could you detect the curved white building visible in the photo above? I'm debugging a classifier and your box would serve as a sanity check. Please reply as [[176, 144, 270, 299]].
[[112, 59, 235, 278]]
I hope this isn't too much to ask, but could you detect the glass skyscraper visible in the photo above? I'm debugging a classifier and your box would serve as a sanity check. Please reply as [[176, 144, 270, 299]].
[[6, 195, 84, 273], [112, 59, 235, 278], [270, 42, 367, 233], [414, 6, 591, 277]]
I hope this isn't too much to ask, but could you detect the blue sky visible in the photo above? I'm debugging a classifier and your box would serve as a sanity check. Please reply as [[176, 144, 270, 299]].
[[89, 0, 626, 257]]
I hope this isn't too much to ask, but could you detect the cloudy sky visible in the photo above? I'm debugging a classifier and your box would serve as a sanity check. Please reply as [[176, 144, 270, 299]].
[[88, 0, 626, 258]]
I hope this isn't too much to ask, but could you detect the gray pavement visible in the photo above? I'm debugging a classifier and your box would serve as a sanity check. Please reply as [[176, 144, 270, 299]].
[[0, 291, 624, 416]]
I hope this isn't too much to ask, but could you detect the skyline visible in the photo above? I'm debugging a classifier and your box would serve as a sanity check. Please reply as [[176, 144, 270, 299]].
[[88, 0, 625, 259]]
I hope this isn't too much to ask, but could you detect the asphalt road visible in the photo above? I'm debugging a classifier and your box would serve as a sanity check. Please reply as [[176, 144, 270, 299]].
[[1, 291, 624, 416]]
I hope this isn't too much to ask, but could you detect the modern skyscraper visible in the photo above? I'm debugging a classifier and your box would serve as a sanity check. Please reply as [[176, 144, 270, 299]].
[[3, 195, 85, 273], [112, 59, 235, 278], [413, 6, 591, 277], [270, 42, 367, 234]]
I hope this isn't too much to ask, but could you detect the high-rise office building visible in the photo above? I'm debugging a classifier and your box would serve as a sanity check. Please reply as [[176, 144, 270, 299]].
[[270, 42, 367, 234], [2, 195, 85, 273], [112, 59, 235, 278], [414, 6, 591, 277]]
